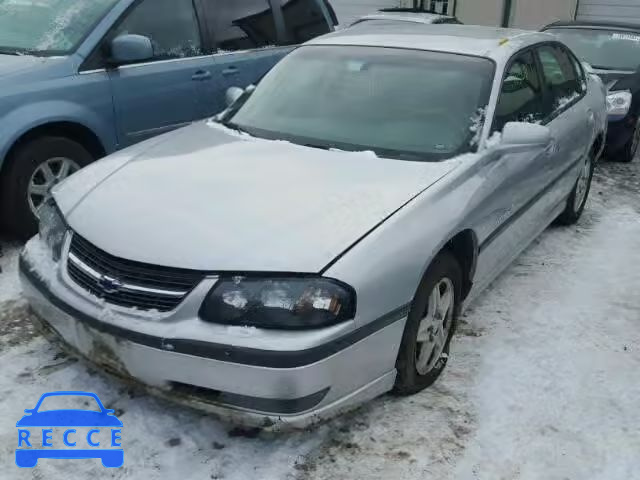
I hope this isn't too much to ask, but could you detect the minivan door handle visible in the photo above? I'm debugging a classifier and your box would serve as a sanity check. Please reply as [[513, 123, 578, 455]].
[[192, 70, 212, 81], [222, 66, 239, 76]]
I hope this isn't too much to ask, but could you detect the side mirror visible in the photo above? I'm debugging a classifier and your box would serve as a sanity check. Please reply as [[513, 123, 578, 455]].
[[109, 34, 153, 65], [499, 122, 551, 150], [225, 86, 245, 108], [24, 409, 34, 414]]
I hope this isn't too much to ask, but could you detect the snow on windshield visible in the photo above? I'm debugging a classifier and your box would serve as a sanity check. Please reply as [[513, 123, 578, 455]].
[[0, 0, 118, 53]]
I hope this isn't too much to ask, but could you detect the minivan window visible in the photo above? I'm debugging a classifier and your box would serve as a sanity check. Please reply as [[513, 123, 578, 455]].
[[113, 0, 202, 60], [278, 0, 331, 44], [210, 0, 278, 51], [0, 0, 119, 55], [227, 45, 494, 161]]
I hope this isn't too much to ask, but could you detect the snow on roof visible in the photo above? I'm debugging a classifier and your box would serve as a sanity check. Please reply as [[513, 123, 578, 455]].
[[308, 23, 556, 62]]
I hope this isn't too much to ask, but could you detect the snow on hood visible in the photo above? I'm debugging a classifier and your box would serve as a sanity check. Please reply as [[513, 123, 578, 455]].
[[55, 121, 461, 272], [0, 54, 68, 81]]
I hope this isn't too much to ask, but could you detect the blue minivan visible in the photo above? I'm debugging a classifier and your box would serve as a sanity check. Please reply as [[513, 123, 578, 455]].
[[0, 0, 336, 237]]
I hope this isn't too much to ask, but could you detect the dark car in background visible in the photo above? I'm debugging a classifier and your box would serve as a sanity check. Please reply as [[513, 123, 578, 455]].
[[543, 21, 640, 163], [0, 0, 336, 239], [350, 7, 462, 26]]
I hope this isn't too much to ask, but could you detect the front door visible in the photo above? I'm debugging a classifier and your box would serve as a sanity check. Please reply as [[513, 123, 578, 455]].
[[107, 0, 210, 146], [471, 50, 557, 291]]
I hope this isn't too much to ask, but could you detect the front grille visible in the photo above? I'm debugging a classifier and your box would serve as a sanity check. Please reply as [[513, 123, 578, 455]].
[[67, 234, 205, 312]]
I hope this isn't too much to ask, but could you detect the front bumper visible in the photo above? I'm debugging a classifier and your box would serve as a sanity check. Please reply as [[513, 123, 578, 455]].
[[606, 114, 637, 154], [19, 240, 406, 428]]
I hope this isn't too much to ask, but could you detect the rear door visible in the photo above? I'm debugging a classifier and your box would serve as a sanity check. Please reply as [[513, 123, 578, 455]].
[[105, 0, 212, 146], [535, 43, 591, 206]]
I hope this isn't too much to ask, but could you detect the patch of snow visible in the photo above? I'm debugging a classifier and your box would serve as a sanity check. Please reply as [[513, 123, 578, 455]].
[[469, 107, 487, 147], [0, 241, 22, 304], [21, 236, 57, 286], [484, 131, 502, 149], [555, 92, 580, 110]]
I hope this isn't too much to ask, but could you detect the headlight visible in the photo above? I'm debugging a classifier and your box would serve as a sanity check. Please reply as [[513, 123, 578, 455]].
[[199, 276, 356, 329], [607, 90, 632, 117], [38, 199, 67, 261]]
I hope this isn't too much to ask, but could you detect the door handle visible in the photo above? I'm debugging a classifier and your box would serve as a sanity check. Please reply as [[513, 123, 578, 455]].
[[191, 70, 212, 81], [222, 67, 239, 76]]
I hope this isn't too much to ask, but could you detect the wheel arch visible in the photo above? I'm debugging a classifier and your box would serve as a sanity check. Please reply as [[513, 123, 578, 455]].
[[0, 121, 107, 177], [441, 229, 479, 302]]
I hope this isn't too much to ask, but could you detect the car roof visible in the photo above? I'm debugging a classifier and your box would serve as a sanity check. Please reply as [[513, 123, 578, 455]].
[[308, 23, 555, 62], [544, 20, 640, 32], [353, 11, 451, 25]]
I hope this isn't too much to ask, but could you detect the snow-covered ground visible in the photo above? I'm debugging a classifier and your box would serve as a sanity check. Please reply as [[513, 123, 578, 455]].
[[0, 160, 638, 479]]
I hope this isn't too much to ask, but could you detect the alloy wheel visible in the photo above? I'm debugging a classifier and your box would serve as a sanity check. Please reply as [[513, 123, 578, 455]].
[[415, 277, 455, 375], [28, 157, 80, 216]]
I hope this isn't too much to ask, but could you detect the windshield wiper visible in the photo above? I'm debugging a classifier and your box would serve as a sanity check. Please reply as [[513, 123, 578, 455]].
[[0, 48, 22, 56], [591, 65, 621, 71], [222, 121, 251, 136], [303, 143, 331, 150]]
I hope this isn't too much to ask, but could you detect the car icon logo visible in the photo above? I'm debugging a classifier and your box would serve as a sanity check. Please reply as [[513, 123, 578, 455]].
[[15, 391, 123, 468], [98, 275, 124, 294]]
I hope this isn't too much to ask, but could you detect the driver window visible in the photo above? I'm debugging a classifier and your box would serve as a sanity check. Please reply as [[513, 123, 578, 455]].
[[492, 51, 545, 133], [112, 0, 203, 61]]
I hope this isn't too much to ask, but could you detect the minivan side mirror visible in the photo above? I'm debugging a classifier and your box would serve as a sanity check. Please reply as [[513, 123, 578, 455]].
[[109, 34, 153, 65], [499, 122, 551, 149]]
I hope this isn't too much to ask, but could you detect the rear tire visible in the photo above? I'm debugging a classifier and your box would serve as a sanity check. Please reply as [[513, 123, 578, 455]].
[[394, 251, 462, 395], [0, 136, 93, 239], [556, 151, 594, 226]]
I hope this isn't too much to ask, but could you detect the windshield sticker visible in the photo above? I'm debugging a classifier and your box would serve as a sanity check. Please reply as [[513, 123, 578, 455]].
[[612, 33, 640, 42]]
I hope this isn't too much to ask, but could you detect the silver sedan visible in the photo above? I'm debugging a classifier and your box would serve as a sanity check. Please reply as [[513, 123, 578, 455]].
[[20, 24, 607, 427]]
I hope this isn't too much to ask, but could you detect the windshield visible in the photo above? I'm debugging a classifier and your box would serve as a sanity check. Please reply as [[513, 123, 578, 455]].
[[226, 45, 495, 162], [0, 0, 119, 55], [547, 28, 640, 71]]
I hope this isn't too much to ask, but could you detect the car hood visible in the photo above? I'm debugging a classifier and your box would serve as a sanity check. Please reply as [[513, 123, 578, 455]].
[[57, 122, 461, 272], [0, 53, 70, 81], [593, 68, 639, 92]]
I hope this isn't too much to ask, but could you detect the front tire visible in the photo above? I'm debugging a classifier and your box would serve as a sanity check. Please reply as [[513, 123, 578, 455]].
[[394, 251, 462, 395], [556, 151, 594, 226], [0, 136, 93, 239]]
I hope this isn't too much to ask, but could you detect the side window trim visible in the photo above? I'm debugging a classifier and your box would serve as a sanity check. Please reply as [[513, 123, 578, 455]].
[[535, 41, 587, 123], [490, 46, 546, 133], [79, 0, 206, 71]]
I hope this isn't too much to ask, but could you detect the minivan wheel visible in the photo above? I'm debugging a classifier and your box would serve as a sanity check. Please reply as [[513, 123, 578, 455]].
[[394, 251, 462, 395], [556, 151, 594, 226], [0, 136, 92, 239]]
